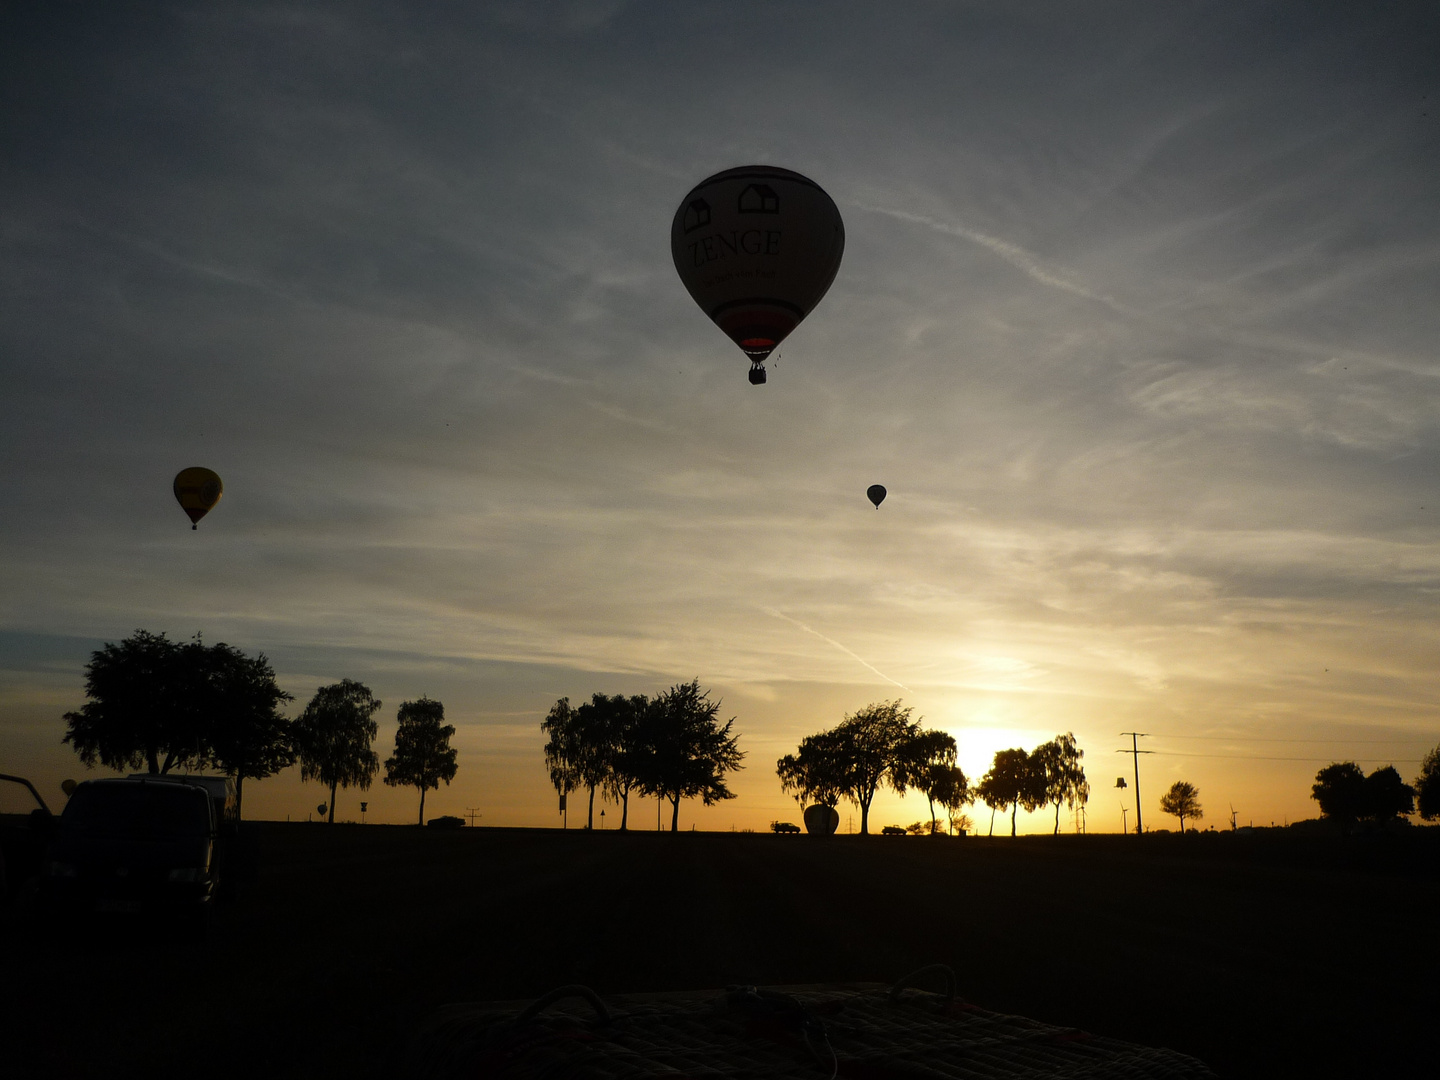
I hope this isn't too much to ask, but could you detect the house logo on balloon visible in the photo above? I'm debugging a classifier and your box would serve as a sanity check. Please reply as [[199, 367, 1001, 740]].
[[737, 183, 779, 214]]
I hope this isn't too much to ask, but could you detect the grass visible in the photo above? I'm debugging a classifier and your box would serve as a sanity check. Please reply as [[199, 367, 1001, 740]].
[[6, 823, 1439, 1078]]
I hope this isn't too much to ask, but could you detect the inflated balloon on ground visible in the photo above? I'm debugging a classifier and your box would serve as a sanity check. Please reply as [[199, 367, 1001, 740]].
[[671, 166, 844, 385], [173, 467, 223, 529]]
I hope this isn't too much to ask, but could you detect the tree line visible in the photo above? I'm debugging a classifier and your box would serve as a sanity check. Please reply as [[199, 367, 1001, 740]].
[[540, 679, 744, 832], [774, 700, 1090, 837], [60, 630, 458, 823], [973, 733, 1089, 836], [1310, 759, 1435, 826], [775, 700, 966, 834], [1172, 755, 1440, 835], [68, 633, 1440, 834], [1125, 751, 1440, 836]]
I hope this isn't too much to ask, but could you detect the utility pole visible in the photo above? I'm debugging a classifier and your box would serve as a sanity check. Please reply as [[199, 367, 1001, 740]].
[[465, 807, 481, 827], [1117, 733, 1153, 834]]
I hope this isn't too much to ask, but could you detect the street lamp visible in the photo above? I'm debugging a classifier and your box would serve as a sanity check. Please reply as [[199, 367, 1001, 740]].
[[600, 809, 606, 831]]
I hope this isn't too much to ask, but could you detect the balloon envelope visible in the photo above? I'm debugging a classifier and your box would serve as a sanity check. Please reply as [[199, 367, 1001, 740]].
[[173, 467, 223, 529], [671, 165, 844, 372], [803, 804, 840, 835], [867, 484, 886, 509]]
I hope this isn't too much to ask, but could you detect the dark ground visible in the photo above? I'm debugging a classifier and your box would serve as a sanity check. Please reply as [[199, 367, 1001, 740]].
[[6, 823, 1440, 1079]]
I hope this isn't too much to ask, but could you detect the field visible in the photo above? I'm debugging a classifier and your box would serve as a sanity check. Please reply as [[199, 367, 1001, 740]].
[[7, 823, 1440, 1079]]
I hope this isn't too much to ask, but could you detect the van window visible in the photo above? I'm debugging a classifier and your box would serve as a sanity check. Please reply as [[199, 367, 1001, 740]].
[[63, 785, 210, 836]]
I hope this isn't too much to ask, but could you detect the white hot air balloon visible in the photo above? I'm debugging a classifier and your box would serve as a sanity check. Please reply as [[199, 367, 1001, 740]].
[[671, 166, 844, 385]]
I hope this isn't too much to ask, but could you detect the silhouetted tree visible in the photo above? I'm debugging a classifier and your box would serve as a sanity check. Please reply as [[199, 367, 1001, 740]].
[[948, 809, 974, 835], [62, 630, 211, 775], [977, 748, 1044, 836], [1076, 777, 1092, 831], [600, 694, 650, 830], [202, 643, 295, 819], [292, 680, 380, 824], [925, 764, 971, 835], [1033, 732, 1088, 834], [541, 693, 649, 830], [1364, 765, 1414, 822], [1159, 781, 1203, 833], [776, 728, 849, 811], [62, 631, 293, 818], [976, 772, 1005, 835], [833, 700, 922, 835], [1417, 744, 1440, 821], [1311, 762, 1369, 824], [778, 703, 958, 835], [541, 698, 582, 824], [573, 693, 628, 829], [892, 729, 960, 834], [383, 697, 458, 825], [631, 680, 743, 831]]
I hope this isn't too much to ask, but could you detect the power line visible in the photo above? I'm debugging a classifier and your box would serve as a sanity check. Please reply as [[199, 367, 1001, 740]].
[[1150, 750, 1424, 763], [1152, 734, 1435, 744]]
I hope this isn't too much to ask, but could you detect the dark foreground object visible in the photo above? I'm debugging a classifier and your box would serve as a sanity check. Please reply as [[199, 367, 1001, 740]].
[[412, 976, 1216, 1079], [4, 825, 1438, 1079]]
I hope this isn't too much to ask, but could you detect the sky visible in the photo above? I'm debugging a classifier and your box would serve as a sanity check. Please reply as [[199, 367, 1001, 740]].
[[3, 1, 1439, 833]]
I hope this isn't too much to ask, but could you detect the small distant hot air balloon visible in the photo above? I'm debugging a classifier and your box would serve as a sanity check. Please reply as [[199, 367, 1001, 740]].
[[867, 485, 887, 509], [173, 467, 223, 530], [671, 166, 844, 385]]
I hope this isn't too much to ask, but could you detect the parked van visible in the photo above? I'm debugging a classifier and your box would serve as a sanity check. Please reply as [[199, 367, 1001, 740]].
[[42, 777, 221, 929]]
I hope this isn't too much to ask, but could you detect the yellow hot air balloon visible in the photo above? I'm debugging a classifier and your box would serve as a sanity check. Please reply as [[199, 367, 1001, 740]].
[[173, 467, 223, 530], [671, 166, 844, 385]]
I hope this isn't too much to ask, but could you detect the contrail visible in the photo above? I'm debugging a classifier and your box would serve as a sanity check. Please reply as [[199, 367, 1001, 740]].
[[855, 203, 1135, 317], [765, 607, 912, 693]]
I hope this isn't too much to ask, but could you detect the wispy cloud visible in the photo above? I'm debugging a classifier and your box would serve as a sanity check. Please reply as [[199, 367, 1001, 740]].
[[854, 203, 1138, 317], [764, 608, 912, 693]]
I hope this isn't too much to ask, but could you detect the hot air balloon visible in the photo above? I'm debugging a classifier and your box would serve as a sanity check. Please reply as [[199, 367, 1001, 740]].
[[867, 484, 886, 509], [671, 166, 844, 385], [173, 467, 223, 529]]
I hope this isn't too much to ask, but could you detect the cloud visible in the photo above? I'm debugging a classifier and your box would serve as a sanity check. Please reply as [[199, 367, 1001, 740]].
[[764, 608, 912, 693], [854, 203, 1138, 317]]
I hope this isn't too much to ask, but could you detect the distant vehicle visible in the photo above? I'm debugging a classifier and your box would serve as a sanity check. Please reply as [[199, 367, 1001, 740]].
[[770, 821, 801, 834], [42, 777, 225, 932], [0, 773, 52, 906], [881, 825, 906, 836]]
